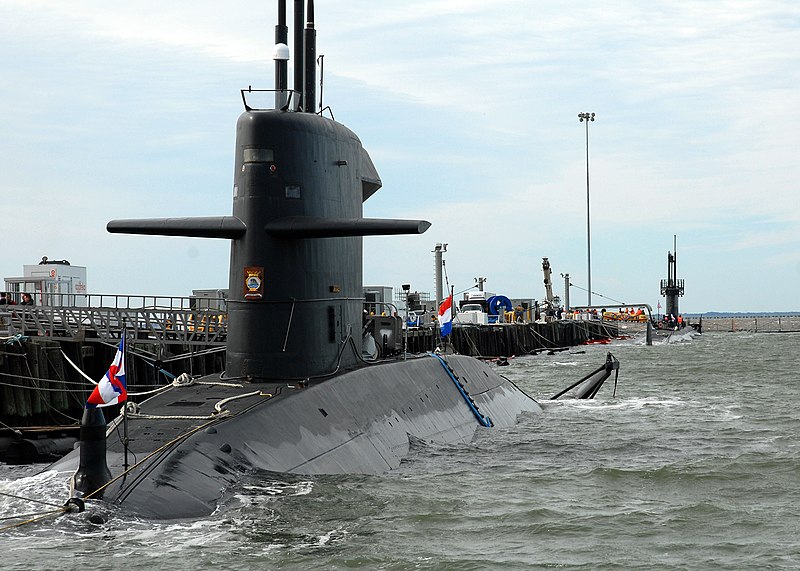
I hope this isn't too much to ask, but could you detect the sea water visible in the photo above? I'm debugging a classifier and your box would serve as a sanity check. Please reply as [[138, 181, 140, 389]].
[[1, 331, 798, 570]]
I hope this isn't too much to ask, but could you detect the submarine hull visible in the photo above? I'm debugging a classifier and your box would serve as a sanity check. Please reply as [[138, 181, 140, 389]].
[[53, 355, 540, 519]]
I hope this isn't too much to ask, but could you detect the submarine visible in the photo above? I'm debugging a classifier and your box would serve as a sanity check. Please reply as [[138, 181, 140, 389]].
[[49, 0, 616, 520]]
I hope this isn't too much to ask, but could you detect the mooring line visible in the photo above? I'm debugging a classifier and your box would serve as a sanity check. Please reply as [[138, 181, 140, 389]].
[[0, 508, 67, 532], [0, 491, 74, 533], [0, 490, 64, 509]]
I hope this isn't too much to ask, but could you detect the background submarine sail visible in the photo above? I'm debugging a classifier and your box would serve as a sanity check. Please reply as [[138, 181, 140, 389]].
[[52, 0, 544, 519]]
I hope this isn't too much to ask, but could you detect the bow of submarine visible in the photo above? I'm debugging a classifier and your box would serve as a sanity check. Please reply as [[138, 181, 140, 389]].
[[51, 354, 540, 519]]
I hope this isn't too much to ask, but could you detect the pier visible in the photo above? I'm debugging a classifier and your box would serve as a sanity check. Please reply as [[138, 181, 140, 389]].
[[1, 296, 617, 461], [406, 319, 617, 356], [0, 294, 228, 461]]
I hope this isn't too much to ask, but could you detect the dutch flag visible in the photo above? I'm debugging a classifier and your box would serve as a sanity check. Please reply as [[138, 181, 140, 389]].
[[86, 334, 128, 408], [438, 294, 453, 337]]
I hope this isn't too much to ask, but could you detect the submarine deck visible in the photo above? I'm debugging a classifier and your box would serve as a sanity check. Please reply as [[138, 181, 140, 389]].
[[57, 353, 540, 518]]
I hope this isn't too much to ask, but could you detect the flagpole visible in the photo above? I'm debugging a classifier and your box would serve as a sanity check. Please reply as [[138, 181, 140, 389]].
[[448, 285, 454, 353], [436, 313, 442, 350], [122, 329, 129, 470]]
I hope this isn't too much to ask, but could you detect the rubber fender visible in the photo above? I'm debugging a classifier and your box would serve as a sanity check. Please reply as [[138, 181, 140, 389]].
[[487, 295, 513, 315]]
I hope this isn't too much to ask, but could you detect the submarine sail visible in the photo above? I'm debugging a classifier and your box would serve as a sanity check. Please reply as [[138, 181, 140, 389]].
[[48, 0, 552, 519]]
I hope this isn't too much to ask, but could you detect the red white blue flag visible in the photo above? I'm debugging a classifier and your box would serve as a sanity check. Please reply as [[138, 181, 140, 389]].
[[438, 294, 453, 337], [86, 335, 127, 408]]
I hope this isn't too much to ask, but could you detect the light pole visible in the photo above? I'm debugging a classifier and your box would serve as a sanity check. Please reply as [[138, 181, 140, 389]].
[[578, 112, 595, 306]]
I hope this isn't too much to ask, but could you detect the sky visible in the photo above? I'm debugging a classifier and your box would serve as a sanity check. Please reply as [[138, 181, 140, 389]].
[[1, 0, 798, 313]]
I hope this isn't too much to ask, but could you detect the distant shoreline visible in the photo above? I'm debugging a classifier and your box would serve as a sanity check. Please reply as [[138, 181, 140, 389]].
[[687, 314, 800, 333], [684, 312, 800, 318]]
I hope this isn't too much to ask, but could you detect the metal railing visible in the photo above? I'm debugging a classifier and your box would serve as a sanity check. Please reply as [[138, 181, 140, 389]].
[[660, 279, 685, 295], [699, 315, 800, 333], [1, 292, 222, 311], [1, 296, 227, 346]]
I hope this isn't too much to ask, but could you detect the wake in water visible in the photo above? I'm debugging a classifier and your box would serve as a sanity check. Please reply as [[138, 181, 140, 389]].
[[1, 467, 348, 568], [0, 469, 73, 532], [623, 328, 700, 346]]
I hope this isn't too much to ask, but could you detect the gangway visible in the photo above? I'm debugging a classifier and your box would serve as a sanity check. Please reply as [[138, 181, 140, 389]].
[[1, 294, 227, 347]]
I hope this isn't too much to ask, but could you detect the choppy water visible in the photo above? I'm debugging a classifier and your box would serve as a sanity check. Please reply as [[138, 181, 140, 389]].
[[2, 331, 799, 570]]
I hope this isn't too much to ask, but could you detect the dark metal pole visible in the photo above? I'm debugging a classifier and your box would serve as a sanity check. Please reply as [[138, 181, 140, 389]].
[[274, 0, 289, 109], [585, 118, 590, 307], [123, 403, 129, 469], [578, 112, 595, 306], [304, 0, 316, 114], [293, 0, 304, 110], [673, 234, 677, 285]]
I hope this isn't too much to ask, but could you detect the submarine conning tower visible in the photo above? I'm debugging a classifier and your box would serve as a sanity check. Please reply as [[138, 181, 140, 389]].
[[659, 235, 684, 317], [107, 0, 429, 380]]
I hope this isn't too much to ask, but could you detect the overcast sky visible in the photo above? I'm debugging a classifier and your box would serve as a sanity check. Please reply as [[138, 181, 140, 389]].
[[1, 1, 798, 313]]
